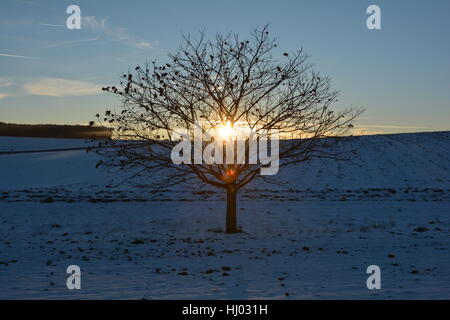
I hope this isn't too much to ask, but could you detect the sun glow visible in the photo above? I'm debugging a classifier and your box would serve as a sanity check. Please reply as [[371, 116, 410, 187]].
[[218, 121, 234, 140], [226, 169, 235, 176]]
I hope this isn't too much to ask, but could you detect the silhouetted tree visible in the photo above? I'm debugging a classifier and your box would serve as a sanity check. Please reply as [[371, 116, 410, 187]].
[[95, 25, 363, 233]]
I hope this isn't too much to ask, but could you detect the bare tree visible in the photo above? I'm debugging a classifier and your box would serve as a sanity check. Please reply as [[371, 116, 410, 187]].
[[94, 25, 363, 233]]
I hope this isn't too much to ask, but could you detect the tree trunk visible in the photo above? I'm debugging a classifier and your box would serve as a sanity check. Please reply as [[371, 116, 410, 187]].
[[225, 186, 238, 233]]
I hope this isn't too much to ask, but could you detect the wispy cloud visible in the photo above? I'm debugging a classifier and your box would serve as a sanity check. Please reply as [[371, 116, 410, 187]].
[[0, 53, 35, 59], [0, 78, 14, 87], [135, 41, 152, 48], [39, 23, 66, 28], [353, 124, 430, 135], [81, 16, 153, 48], [39, 16, 153, 49], [23, 78, 100, 97], [357, 125, 428, 129], [0, 78, 14, 99], [42, 36, 101, 49]]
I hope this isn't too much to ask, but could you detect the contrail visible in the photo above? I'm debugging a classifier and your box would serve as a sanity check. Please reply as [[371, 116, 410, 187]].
[[43, 36, 100, 49], [40, 23, 66, 28], [0, 53, 35, 59]]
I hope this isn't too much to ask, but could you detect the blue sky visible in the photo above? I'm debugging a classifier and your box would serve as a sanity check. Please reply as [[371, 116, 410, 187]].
[[0, 0, 449, 134]]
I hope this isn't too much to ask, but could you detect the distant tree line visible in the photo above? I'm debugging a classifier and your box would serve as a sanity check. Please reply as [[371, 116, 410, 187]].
[[0, 122, 111, 139]]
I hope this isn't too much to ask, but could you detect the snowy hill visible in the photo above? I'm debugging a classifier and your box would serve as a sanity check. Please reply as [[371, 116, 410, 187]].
[[0, 131, 449, 201], [0, 132, 449, 299]]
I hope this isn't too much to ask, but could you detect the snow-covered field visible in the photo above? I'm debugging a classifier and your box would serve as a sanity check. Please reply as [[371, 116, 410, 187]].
[[0, 132, 449, 299]]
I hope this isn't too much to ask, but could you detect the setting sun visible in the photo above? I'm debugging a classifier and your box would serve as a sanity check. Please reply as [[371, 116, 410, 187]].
[[218, 120, 234, 140]]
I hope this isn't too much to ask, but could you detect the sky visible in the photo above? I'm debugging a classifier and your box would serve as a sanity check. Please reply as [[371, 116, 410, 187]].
[[0, 0, 449, 134]]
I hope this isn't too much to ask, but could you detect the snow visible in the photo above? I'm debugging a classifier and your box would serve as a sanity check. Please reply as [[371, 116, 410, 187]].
[[0, 132, 449, 299]]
